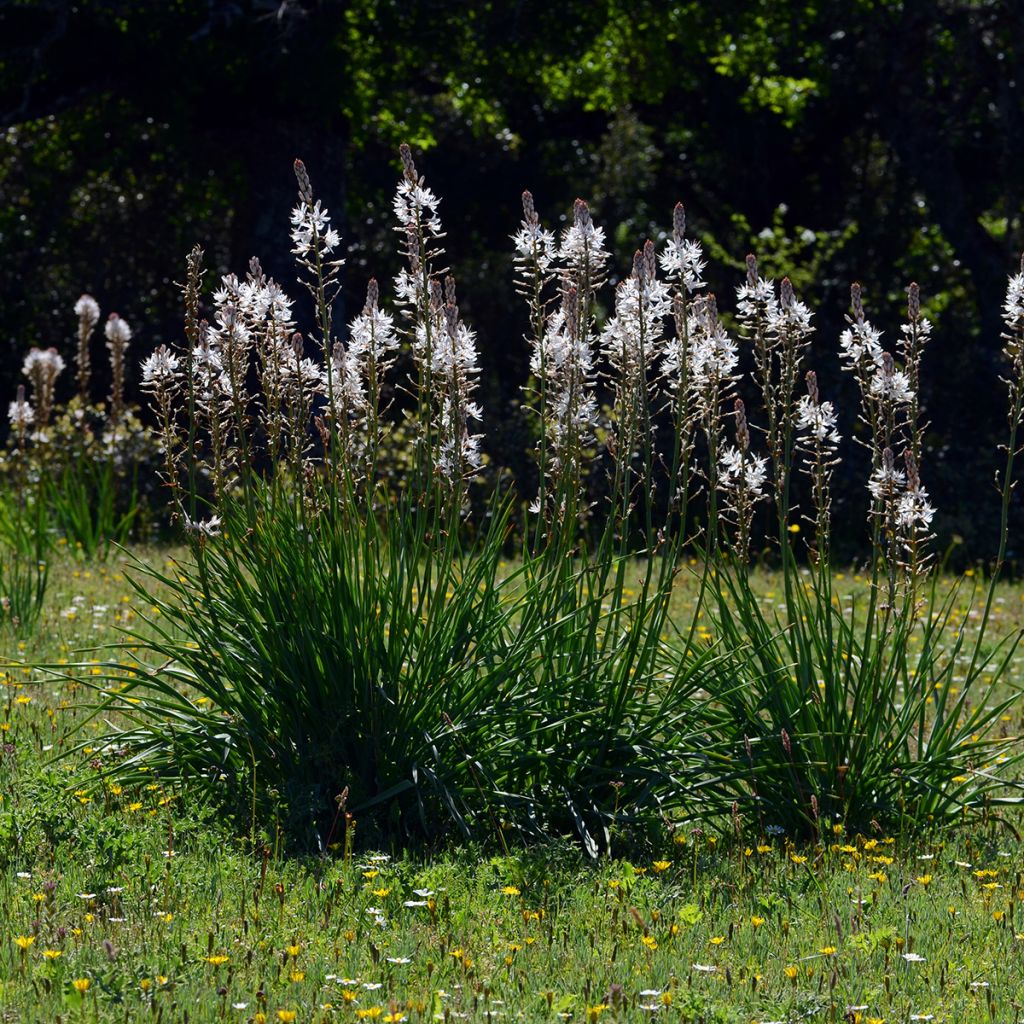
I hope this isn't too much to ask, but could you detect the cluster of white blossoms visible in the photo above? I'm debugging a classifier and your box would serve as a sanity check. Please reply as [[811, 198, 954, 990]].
[[839, 318, 884, 367], [140, 345, 180, 390], [290, 200, 341, 258], [767, 277, 814, 339], [600, 242, 671, 396], [73, 293, 101, 396], [1003, 270, 1024, 331], [21, 347, 65, 435], [867, 455, 935, 531], [867, 462, 906, 501], [896, 487, 936, 531], [511, 190, 557, 275], [718, 445, 769, 499], [867, 353, 915, 405], [559, 198, 609, 279], [392, 179, 443, 238], [659, 203, 705, 295], [686, 295, 739, 410], [843, 320, 916, 411], [23, 347, 66, 382], [345, 280, 399, 431], [795, 393, 841, 445], [532, 288, 597, 472], [735, 274, 776, 323], [435, 285, 484, 481], [104, 312, 132, 349], [74, 294, 100, 329], [7, 390, 34, 430], [661, 209, 708, 396]]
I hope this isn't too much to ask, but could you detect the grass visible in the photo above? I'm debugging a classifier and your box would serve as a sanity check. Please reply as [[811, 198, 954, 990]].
[[2, 550, 1024, 1022]]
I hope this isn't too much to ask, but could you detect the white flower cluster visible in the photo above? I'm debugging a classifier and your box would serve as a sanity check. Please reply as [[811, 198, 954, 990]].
[[841, 300, 916, 412], [896, 488, 936, 531], [533, 288, 597, 484], [74, 294, 100, 330], [867, 463, 905, 501], [867, 463, 935, 531], [768, 285, 813, 339], [718, 445, 769, 499], [140, 346, 180, 390], [7, 396, 34, 429], [659, 238, 706, 295], [512, 218, 557, 275], [345, 290, 400, 426], [104, 313, 132, 348], [435, 302, 483, 482], [23, 347, 66, 380], [290, 200, 341, 258], [839, 320, 884, 367], [600, 250, 671, 387], [659, 202, 705, 296], [795, 395, 841, 445], [685, 297, 738, 405], [735, 277, 776, 322], [559, 199, 609, 280], [392, 180, 443, 237], [867, 357, 914, 405], [22, 347, 65, 434], [1004, 271, 1024, 330]]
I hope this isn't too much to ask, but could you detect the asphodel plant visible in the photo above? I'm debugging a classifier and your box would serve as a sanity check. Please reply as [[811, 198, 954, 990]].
[[67, 144, 1024, 849]]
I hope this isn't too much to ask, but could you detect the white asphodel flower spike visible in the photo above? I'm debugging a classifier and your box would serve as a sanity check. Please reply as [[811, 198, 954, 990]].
[[140, 346, 181, 395], [8, 395, 35, 429]]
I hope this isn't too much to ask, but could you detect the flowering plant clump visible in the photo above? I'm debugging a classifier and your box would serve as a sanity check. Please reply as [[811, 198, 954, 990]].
[[1, 296, 162, 563], [76, 147, 1024, 848]]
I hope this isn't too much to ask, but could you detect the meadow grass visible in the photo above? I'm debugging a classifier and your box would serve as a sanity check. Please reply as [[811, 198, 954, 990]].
[[2, 550, 1024, 1023]]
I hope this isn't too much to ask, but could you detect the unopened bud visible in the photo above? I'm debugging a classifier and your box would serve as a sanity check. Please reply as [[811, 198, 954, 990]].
[[444, 300, 459, 337], [445, 275, 457, 307], [805, 370, 819, 405], [632, 248, 645, 285], [643, 239, 657, 284], [734, 398, 749, 451], [745, 254, 758, 288], [904, 449, 920, 492], [573, 198, 592, 230], [851, 282, 864, 324], [673, 202, 686, 246], [907, 281, 920, 320], [365, 278, 379, 313], [522, 190, 537, 225], [780, 276, 795, 311], [399, 143, 417, 184], [705, 293, 719, 329], [293, 159, 313, 204], [291, 332, 304, 357], [429, 279, 443, 313]]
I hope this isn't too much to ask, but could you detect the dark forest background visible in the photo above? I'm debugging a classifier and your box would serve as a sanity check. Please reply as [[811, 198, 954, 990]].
[[3, 0, 1023, 560]]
